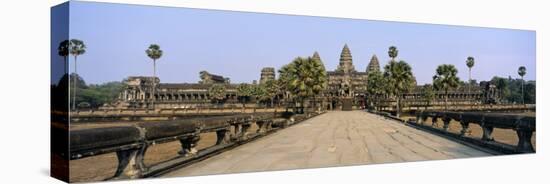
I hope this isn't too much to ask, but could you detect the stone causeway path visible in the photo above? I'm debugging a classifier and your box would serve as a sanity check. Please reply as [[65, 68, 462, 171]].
[[163, 111, 490, 177]]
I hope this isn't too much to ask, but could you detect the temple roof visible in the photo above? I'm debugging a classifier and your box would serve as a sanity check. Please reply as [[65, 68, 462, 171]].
[[367, 54, 381, 73], [312, 51, 326, 70], [337, 44, 355, 73]]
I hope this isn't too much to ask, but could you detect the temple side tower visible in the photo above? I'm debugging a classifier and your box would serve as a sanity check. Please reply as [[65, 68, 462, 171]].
[[366, 54, 380, 74], [312, 51, 326, 70], [260, 67, 276, 84]]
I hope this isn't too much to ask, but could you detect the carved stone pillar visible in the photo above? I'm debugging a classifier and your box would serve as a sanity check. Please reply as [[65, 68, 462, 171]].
[[178, 135, 201, 156], [256, 120, 266, 134], [442, 117, 451, 131], [231, 123, 243, 140], [516, 129, 534, 153], [241, 123, 251, 140], [113, 146, 147, 179], [459, 121, 470, 136], [216, 128, 231, 145], [431, 117, 438, 127], [481, 123, 494, 141]]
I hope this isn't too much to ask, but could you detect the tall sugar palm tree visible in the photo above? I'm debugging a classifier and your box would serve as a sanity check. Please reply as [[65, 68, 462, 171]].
[[146, 44, 163, 109], [518, 66, 527, 104], [69, 39, 86, 111], [433, 64, 460, 110], [58, 40, 69, 73], [383, 60, 415, 117], [388, 46, 399, 62], [466, 56, 475, 93]]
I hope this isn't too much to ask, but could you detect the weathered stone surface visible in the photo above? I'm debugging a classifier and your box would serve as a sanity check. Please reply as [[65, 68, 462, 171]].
[[70, 126, 142, 152], [138, 121, 196, 140], [163, 111, 489, 177]]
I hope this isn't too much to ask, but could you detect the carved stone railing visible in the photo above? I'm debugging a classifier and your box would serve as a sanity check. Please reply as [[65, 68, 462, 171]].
[[70, 107, 286, 122], [66, 111, 325, 180], [374, 103, 535, 112], [413, 111, 535, 154]]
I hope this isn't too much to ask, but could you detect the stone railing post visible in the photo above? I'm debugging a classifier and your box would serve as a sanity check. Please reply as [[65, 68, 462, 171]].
[[459, 120, 470, 136], [516, 128, 534, 153], [241, 122, 251, 140], [431, 116, 438, 127], [480, 122, 494, 141], [231, 123, 242, 141], [113, 146, 147, 179], [416, 114, 423, 125], [442, 117, 451, 131], [216, 127, 231, 145], [256, 120, 267, 134], [178, 134, 201, 156]]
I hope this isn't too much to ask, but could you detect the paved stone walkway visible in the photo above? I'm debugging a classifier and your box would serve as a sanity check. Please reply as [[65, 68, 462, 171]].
[[163, 111, 490, 177]]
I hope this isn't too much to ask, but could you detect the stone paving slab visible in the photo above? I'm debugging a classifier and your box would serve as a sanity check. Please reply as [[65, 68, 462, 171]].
[[163, 111, 490, 177]]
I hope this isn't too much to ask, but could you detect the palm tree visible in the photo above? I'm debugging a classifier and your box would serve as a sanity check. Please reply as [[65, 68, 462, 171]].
[[518, 66, 527, 104], [388, 46, 399, 62], [466, 56, 475, 93], [145, 44, 163, 109], [237, 83, 254, 112], [383, 60, 415, 117], [279, 56, 327, 114], [259, 79, 279, 107], [208, 84, 226, 105], [58, 40, 69, 73], [366, 70, 384, 110], [421, 84, 435, 110], [433, 64, 460, 110], [69, 39, 86, 111]]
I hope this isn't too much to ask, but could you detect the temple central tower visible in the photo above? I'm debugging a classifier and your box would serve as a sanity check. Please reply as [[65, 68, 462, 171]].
[[336, 44, 355, 74]]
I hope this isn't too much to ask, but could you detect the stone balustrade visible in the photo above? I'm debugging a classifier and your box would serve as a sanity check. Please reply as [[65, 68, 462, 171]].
[[70, 107, 286, 122], [414, 111, 535, 154], [64, 111, 325, 180]]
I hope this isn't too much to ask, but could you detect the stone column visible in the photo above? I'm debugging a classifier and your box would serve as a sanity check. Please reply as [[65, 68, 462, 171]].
[[178, 135, 201, 156], [113, 146, 147, 179], [442, 117, 451, 131], [216, 128, 231, 145], [481, 123, 494, 141], [459, 120, 470, 136]]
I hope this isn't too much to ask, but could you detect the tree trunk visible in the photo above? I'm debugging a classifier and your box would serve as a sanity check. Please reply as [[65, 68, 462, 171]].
[[521, 76, 525, 105], [468, 68, 471, 94], [64, 56, 67, 75], [72, 56, 77, 111], [425, 100, 428, 110], [152, 59, 156, 109], [444, 90, 448, 110], [396, 94, 400, 118]]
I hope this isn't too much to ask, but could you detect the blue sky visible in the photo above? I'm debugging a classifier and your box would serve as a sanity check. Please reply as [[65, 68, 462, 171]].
[[52, 1, 536, 85]]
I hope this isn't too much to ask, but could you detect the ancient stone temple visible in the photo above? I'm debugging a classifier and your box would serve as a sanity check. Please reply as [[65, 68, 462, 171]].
[[113, 43, 494, 111], [199, 71, 230, 84], [324, 44, 369, 110], [260, 67, 275, 84]]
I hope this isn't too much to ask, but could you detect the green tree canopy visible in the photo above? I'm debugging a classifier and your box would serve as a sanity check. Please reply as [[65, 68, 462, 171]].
[[433, 64, 460, 110], [366, 70, 385, 110], [388, 46, 398, 61], [421, 84, 435, 110], [208, 84, 226, 104], [278, 56, 327, 113], [383, 60, 415, 116]]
